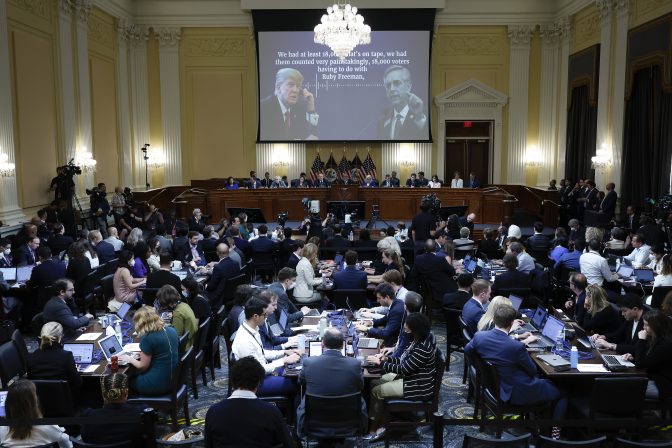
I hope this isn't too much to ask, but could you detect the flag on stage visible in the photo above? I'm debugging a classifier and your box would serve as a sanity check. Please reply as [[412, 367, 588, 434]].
[[337, 154, 351, 182], [351, 152, 364, 183], [363, 152, 378, 180], [309, 153, 324, 182]]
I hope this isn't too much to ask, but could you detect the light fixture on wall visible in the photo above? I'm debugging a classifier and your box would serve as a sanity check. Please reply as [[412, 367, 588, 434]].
[[147, 148, 165, 169], [0, 154, 15, 177], [524, 147, 542, 168], [273, 145, 290, 167], [399, 144, 415, 167], [591, 145, 612, 172], [314, 2, 371, 60], [76, 151, 97, 174]]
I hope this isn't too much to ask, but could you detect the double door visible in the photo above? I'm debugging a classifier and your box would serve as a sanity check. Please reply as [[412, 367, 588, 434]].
[[445, 121, 492, 185]]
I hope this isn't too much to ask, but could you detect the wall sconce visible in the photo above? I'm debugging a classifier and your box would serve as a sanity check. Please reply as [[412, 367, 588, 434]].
[[524, 148, 542, 168], [0, 154, 15, 177], [273, 145, 289, 167], [591, 146, 612, 171], [76, 151, 97, 173], [400, 145, 415, 166], [147, 148, 165, 168]]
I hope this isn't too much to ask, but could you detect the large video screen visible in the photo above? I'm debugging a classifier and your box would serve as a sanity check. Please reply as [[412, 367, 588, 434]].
[[257, 30, 431, 143]]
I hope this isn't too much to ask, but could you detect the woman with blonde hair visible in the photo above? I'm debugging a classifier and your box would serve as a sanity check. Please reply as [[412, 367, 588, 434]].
[[118, 306, 178, 395], [367, 248, 404, 284], [293, 242, 330, 305], [443, 240, 455, 265], [583, 284, 620, 334], [26, 321, 81, 396], [477, 296, 512, 332], [0, 379, 72, 447]]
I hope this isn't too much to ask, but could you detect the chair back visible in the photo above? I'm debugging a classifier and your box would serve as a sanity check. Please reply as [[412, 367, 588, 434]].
[[589, 377, 647, 417], [101, 274, 116, 301], [221, 318, 234, 359], [178, 331, 190, 356], [222, 273, 247, 306], [194, 317, 211, 355], [333, 289, 367, 310], [304, 392, 363, 439], [443, 307, 464, 348], [175, 347, 193, 391], [481, 358, 503, 405], [462, 432, 531, 447], [651, 286, 672, 308], [458, 315, 473, 339], [11, 329, 29, 372], [430, 348, 446, 408], [0, 340, 25, 388], [102, 258, 120, 276], [536, 435, 607, 447], [77, 268, 104, 298], [33, 379, 74, 417]]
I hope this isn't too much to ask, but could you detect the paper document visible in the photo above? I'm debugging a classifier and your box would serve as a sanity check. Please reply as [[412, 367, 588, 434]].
[[123, 343, 141, 352], [577, 364, 609, 373], [76, 332, 102, 341], [293, 325, 318, 332], [81, 365, 99, 373]]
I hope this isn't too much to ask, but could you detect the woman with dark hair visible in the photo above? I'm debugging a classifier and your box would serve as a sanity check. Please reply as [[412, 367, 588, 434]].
[[65, 240, 92, 295], [228, 284, 255, 337], [130, 241, 149, 278], [181, 275, 211, 324], [0, 379, 72, 447], [155, 284, 198, 349], [365, 313, 437, 441], [446, 214, 461, 240], [623, 310, 672, 399], [225, 176, 239, 190], [549, 236, 569, 264], [110, 249, 146, 312], [26, 322, 81, 397]]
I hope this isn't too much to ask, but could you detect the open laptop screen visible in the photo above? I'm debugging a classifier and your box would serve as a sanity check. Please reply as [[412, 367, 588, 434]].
[[16, 265, 34, 283], [634, 269, 654, 282], [63, 343, 94, 364], [531, 307, 547, 328], [117, 302, 132, 320], [508, 295, 522, 311], [541, 315, 565, 341], [99, 335, 124, 361], [617, 265, 634, 278], [0, 268, 16, 281]]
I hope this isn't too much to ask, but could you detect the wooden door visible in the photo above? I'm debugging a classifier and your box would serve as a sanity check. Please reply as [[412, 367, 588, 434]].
[[445, 121, 493, 184]]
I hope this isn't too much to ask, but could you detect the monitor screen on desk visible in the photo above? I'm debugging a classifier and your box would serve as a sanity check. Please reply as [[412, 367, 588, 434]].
[[0, 268, 16, 282], [531, 307, 547, 328], [541, 315, 565, 341], [16, 265, 34, 283], [634, 269, 654, 282]]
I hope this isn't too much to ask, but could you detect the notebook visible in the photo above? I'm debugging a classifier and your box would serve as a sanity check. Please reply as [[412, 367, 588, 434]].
[[63, 343, 94, 365], [527, 315, 565, 349], [508, 295, 523, 312], [634, 269, 654, 283], [0, 267, 16, 282]]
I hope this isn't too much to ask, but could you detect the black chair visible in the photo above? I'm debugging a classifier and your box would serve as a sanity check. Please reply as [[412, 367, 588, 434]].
[[442, 306, 465, 372], [605, 248, 631, 257], [576, 377, 648, 434], [382, 349, 446, 448], [463, 350, 482, 419], [178, 331, 190, 356], [220, 317, 235, 395], [651, 286, 672, 308], [613, 438, 672, 447], [141, 288, 161, 306], [462, 433, 531, 447], [70, 437, 133, 447], [0, 340, 26, 388], [32, 312, 45, 334], [33, 379, 74, 417], [221, 273, 247, 307], [332, 289, 367, 310], [100, 274, 116, 302], [189, 316, 211, 398], [536, 435, 607, 447], [251, 252, 276, 282], [102, 258, 120, 276], [128, 346, 192, 431], [303, 392, 364, 445], [11, 329, 29, 372], [205, 305, 225, 379]]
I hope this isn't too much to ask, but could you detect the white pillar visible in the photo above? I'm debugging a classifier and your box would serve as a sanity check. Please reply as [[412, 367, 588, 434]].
[[0, 0, 25, 222], [155, 27, 182, 186], [506, 25, 534, 185], [538, 23, 562, 187], [129, 25, 150, 190], [556, 17, 571, 181], [57, 0, 77, 163], [116, 21, 133, 188], [381, 143, 432, 180], [610, 0, 629, 198], [255, 143, 306, 181], [594, 0, 613, 189], [74, 0, 94, 192]]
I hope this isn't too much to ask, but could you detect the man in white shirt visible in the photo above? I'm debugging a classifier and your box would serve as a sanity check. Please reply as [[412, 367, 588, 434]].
[[624, 234, 651, 267], [104, 226, 124, 251], [361, 269, 407, 317], [231, 296, 300, 397], [580, 239, 619, 286], [509, 242, 535, 274]]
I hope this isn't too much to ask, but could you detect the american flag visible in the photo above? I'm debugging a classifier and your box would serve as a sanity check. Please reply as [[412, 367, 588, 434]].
[[337, 154, 351, 181], [351, 153, 364, 183], [309, 152, 323, 182], [363, 152, 377, 181]]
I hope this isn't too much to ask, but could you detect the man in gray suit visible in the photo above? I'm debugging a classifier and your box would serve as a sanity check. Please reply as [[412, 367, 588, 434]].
[[267, 267, 312, 336], [43, 278, 93, 333], [297, 328, 367, 438]]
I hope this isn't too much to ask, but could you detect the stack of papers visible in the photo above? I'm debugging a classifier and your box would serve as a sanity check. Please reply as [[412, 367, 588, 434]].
[[76, 333, 102, 341], [577, 364, 608, 373]]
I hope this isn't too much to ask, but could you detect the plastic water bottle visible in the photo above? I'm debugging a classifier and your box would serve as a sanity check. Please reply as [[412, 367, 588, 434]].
[[570, 346, 578, 369], [555, 328, 564, 352], [115, 322, 122, 345], [349, 230, 354, 242]]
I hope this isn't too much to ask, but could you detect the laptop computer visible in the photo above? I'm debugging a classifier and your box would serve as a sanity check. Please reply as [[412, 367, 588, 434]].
[[617, 265, 634, 278], [634, 268, 654, 283], [508, 295, 523, 312], [98, 334, 130, 362], [0, 267, 16, 282], [356, 337, 378, 349], [63, 343, 95, 368], [537, 354, 570, 368], [270, 309, 289, 337], [0, 390, 7, 417], [16, 265, 34, 283], [601, 353, 635, 371], [464, 259, 478, 274], [112, 302, 132, 323], [527, 315, 565, 349], [518, 307, 547, 333]]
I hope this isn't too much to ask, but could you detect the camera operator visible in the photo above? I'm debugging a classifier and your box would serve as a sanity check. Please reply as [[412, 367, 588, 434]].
[[49, 166, 75, 201], [88, 183, 110, 238], [123, 187, 135, 206], [143, 203, 164, 237], [410, 196, 438, 252]]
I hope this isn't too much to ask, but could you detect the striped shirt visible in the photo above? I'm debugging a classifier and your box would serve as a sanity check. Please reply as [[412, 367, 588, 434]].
[[382, 333, 437, 401]]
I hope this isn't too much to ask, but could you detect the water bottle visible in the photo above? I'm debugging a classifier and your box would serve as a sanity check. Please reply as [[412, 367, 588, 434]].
[[115, 322, 122, 345], [349, 230, 354, 242], [570, 346, 578, 369], [319, 317, 328, 338], [555, 328, 564, 352]]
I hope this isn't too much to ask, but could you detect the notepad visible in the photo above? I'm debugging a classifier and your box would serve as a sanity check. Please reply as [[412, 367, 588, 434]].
[[76, 332, 103, 341], [293, 325, 318, 332], [79, 365, 99, 373], [577, 364, 609, 373]]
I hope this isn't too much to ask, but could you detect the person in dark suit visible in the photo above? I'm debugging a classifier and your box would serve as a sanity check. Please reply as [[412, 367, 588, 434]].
[[478, 228, 504, 260], [333, 250, 368, 290], [599, 183, 618, 220], [381, 174, 396, 187], [47, 223, 73, 258], [377, 66, 427, 140], [42, 279, 93, 333], [256, 290, 295, 350], [405, 173, 420, 188], [625, 205, 641, 234], [205, 243, 240, 309], [267, 267, 309, 330], [389, 171, 401, 187], [171, 227, 189, 260], [0, 238, 12, 267], [88, 230, 116, 264], [492, 253, 531, 295], [205, 356, 293, 448], [443, 274, 473, 309], [564, 273, 588, 326], [14, 236, 39, 266], [355, 229, 378, 249], [80, 373, 145, 448], [297, 328, 366, 436], [355, 283, 404, 347], [466, 172, 481, 188], [188, 208, 207, 233], [65, 240, 92, 298], [465, 304, 567, 431], [28, 246, 66, 290], [525, 221, 552, 260], [181, 231, 206, 267], [411, 240, 457, 304], [250, 225, 278, 282], [314, 172, 330, 188], [229, 225, 250, 260], [279, 227, 295, 263], [327, 227, 351, 250], [459, 213, 476, 236], [259, 67, 318, 141], [146, 253, 182, 293], [592, 293, 644, 354], [461, 279, 491, 335], [286, 240, 303, 270], [26, 321, 82, 397]]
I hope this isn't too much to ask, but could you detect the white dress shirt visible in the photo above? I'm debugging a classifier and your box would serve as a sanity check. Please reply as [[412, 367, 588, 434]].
[[624, 244, 651, 266], [580, 250, 618, 286], [516, 252, 536, 274], [232, 322, 284, 374], [229, 389, 257, 399], [451, 178, 464, 188]]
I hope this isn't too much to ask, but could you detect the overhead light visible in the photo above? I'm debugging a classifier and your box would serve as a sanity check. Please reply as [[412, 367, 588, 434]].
[[591, 146, 612, 171], [76, 151, 97, 174], [314, 2, 371, 60], [0, 154, 15, 177], [524, 147, 542, 168]]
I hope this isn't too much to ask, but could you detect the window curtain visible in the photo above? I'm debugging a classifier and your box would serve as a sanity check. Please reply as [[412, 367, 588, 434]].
[[621, 66, 672, 212], [564, 85, 597, 183]]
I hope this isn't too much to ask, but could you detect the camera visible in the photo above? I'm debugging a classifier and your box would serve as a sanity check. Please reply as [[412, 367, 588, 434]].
[[277, 211, 289, 227], [61, 159, 82, 177], [85, 187, 100, 196]]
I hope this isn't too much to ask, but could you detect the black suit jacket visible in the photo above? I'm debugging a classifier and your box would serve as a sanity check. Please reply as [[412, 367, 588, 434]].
[[181, 242, 206, 266], [48, 234, 74, 257], [478, 239, 503, 259], [14, 244, 36, 266], [29, 258, 66, 289], [605, 318, 644, 355], [600, 190, 617, 218], [286, 253, 300, 270], [205, 257, 240, 307], [525, 234, 552, 254], [327, 235, 351, 250], [250, 235, 277, 257], [259, 95, 317, 140], [492, 269, 531, 293], [80, 403, 145, 448], [412, 253, 457, 303], [377, 109, 427, 140], [442, 290, 471, 309], [26, 346, 82, 396], [314, 179, 331, 188], [146, 269, 182, 293], [42, 297, 90, 333], [93, 240, 116, 264], [66, 257, 92, 294]]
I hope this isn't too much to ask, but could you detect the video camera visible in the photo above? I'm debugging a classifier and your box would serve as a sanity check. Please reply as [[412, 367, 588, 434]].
[[61, 159, 82, 177], [277, 211, 289, 227]]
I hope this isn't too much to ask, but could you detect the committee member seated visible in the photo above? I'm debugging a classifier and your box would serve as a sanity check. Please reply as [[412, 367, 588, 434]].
[[443, 274, 474, 309], [564, 273, 588, 327], [43, 279, 93, 334], [79, 373, 145, 447], [624, 233, 651, 267], [412, 239, 457, 303], [27, 322, 81, 397], [365, 313, 437, 442], [155, 285, 198, 350], [205, 243, 240, 309], [118, 306, 179, 396], [492, 253, 531, 295], [356, 282, 404, 348], [314, 172, 330, 188], [205, 356, 293, 448], [592, 293, 644, 354], [297, 328, 366, 436], [232, 297, 300, 397], [582, 284, 621, 335], [466, 304, 567, 437], [333, 250, 368, 290], [461, 279, 491, 336]]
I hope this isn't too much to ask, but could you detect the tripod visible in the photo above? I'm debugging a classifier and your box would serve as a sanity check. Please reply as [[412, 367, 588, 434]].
[[366, 205, 391, 229], [141, 143, 150, 190]]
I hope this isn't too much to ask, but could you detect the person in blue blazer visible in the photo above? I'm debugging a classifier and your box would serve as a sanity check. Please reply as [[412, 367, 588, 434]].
[[461, 279, 491, 336], [28, 246, 66, 289], [89, 230, 116, 264], [356, 283, 404, 347], [465, 304, 567, 431], [333, 250, 368, 290]]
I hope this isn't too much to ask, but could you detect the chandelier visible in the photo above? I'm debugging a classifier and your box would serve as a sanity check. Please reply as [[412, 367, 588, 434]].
[[314, 3, 371, 60]]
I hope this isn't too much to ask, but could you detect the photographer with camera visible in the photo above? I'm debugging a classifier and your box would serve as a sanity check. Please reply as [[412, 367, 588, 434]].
[[49, 166, 75, 201], [88, 183, 110, 239], [143, 203, 164, 237]]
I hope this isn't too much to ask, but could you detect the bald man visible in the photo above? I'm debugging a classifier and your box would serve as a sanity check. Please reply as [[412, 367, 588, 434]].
[[205, 243, 241, 309]]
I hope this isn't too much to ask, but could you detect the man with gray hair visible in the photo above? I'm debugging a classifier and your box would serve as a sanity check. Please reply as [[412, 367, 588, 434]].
[[378, 65, 427, 140], [260, 67, 318, 140]]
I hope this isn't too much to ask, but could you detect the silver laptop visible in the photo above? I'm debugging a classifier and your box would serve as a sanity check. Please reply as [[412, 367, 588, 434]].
[[63, 343, 94, 366], [509, 295, 523, 312], [0, 268, 16, 282], [114, 302, 132, 322], [617, 265, 634, 278], [16, 265, 34, 283], [518, 307, 547, 333], [537, 354, 570, 368], [270, 309, 288, 337], [527, 316, 565, 349], [357, 337, 378, 349], [98, 334, 129, 361]]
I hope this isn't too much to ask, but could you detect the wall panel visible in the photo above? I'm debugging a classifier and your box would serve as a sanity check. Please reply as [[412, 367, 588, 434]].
[[89, 57, 120, 187]]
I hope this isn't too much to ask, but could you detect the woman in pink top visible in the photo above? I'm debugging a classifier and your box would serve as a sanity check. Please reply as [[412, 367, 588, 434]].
[[110, 249, 145, 312]]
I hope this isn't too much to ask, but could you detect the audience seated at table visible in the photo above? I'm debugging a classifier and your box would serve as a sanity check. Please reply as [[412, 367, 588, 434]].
[[333, 250, 367, 289], [285, 240, 303, 270], [582, 284, 621, 335], [14, 235, 39, 267], [77, 231, 100, 269], [79, 372, 145, 447], [380, 291, 423, 359], [131, 242, 150, 278], [461, 279, 491, 336], [256, 290, 296, 351], [43, 278, 93, 334], [509, 242, 535, 274], [592, 293, 644, 354], [26, 321, 82, 397], [110, 249, 146, 312], [554, 237, 584, 275], [476, 295, 511, 332], [47, 223, 74, 258], [492, 253, 531, 295], [294, 242, 330, 306], [181, 275, 211, 324], [231, 296, 299, 397], [65, 241, 92, 294], [365, 313, 437, 442], [204, 356, 293, 448], [549, 236, 569, 265], [118, 306, 179, 396], [146, 252, 182, 295], [155, 284, 198, 350], [144, 237, 161, 272], [28, 246, 66, 290], [580, 239, 619, 287], [356, 283, 404, 348], [0, 379, 73, 447], [204, 242, 240, 310], [268, 267, 310, 330], [89, 229, 116, 264], [360, 269, 407, 317], [228, 284, 254, 339], [443, 274, 473, 309], [564, 272, 588, 326], [478, 228, 504, 260], [624, 233, 652, 266], [180, 231, 206, 267], [366, 248, 403, 284]]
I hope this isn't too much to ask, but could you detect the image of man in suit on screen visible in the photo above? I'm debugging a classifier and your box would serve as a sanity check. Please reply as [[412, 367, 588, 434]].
[[260, 68, 319, 141], [377, 65, 428, 140]]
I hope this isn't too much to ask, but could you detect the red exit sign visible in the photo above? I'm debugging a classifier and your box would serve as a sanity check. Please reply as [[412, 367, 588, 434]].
[[463, 121, 472, 128]]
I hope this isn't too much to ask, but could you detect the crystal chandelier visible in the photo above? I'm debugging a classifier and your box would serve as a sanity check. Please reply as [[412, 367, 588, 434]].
[[314, 3, 371, 60]]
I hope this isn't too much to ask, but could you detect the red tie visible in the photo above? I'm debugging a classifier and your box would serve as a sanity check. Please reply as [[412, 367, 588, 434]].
[[284, 111, 290, 131]]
